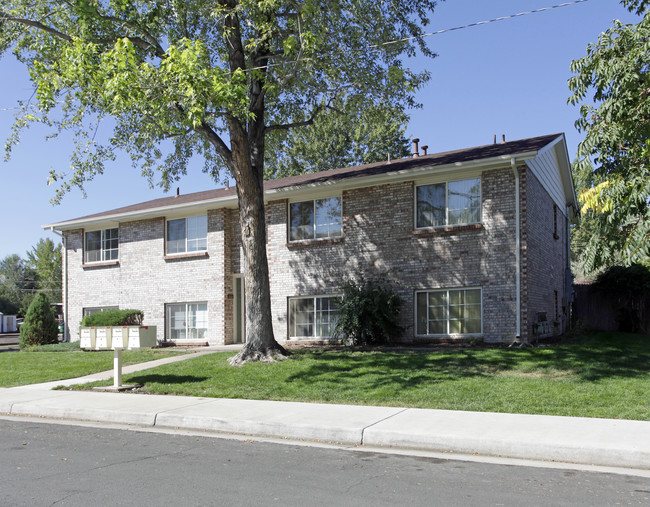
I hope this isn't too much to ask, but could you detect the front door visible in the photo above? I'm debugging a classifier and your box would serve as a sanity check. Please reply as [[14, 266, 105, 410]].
[[233, 275, 246, 344]]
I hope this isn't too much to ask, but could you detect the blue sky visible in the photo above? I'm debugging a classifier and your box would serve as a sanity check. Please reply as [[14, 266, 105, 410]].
[[0, 0, 640, 259]]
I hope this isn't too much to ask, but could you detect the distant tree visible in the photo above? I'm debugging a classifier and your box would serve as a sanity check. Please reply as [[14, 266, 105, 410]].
[[19, 292, 58, 348], [0, 254, 36, 316], [265, 99, 411, 179], [26, 238, 62, 303], [568, 3, 650, 272]]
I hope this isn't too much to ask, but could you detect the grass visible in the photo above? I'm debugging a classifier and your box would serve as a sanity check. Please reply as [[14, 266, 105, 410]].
[[79, 332, 650, 420], [0, 342, 187, 387]]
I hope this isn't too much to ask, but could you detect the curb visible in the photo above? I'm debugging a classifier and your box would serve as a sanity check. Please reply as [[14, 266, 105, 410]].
[[2, 388, 649, 471]]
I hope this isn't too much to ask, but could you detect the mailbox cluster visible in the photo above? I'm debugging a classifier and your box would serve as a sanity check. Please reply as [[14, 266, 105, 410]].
[[80, 326, 157, 350]]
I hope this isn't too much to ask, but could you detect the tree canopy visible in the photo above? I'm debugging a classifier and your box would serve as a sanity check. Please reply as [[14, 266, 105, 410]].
[[568, 3, 650, 272], [1, 0, 435, 198], [264, 98, 411, 179], [1, 0, 440, 362]]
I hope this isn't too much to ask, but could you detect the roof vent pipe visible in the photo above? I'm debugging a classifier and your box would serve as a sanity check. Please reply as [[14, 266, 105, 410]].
[[412, 138, 420, 158], [502, 134, 506, 143], [176, 187, 180, 197], [494, 134, 497, 144], [421, 145, 428, 156]]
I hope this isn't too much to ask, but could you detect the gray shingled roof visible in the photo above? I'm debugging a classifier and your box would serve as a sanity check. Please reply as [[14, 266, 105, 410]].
[[50, 133, 563, 227]]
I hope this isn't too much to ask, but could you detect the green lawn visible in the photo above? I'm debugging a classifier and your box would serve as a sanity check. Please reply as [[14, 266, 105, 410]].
[[0, 343, 186, 387], [80, 332, 650, 420]]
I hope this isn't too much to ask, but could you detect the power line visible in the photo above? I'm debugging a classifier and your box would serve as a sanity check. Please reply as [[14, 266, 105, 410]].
[[371, 0, 591, 49], [0, 0, 591, 110], [249, 0, 592, 72]]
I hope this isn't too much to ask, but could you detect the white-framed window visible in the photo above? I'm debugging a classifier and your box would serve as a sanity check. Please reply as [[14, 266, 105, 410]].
[[84, 228, 119, 263], [415, 178, 481, 228], [289, 295, 340, 339], [82, 306, 118, 318], [415, 288, 482, 335], [166, 216, 208, 254], [289, 197, 342, 242], [166, 302, 208, 340]]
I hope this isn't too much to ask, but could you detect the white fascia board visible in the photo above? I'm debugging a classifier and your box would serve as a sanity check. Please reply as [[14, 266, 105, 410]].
[[42, 196, 238, 231], [264, 151, 540, 201], [44, 150, 540, 231]]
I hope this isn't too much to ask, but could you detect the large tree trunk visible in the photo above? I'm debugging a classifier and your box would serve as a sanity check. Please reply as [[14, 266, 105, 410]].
[[227, 125, 288, 366], [219, 0, 287, 365]]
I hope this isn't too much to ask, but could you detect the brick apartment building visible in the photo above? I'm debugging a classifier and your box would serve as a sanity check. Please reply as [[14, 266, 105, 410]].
[[45, 133, 578, 346]]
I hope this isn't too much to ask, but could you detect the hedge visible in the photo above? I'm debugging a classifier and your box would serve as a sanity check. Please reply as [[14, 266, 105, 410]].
[[81, 309, 144, 327]]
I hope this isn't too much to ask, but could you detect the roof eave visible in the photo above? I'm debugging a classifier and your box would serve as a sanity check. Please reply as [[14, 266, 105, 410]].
[[42, 195, 239, 231], [43, 148, 543, 232]]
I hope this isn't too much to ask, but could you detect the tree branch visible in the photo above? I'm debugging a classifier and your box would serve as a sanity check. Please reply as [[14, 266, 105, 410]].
[[0, 10, 73, 42], [91, 13, 166, 58], [265, 104, 323, 133], [197, 122, 234, 173], [161, 127, 193, 139], [274, 9, 305, 88]]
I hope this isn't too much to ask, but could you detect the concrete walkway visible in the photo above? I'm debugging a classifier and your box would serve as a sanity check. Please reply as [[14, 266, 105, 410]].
[[1, 347, 649, 472]]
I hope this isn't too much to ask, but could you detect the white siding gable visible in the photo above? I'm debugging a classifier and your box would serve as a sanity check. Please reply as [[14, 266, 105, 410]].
[[525, 136, 574, 213]]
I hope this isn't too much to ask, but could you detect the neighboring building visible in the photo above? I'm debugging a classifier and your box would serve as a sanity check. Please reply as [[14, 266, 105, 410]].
[[45, 133, 577, 346]]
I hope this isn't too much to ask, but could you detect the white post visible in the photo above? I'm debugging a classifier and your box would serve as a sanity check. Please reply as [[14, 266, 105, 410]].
[[113, 348, 123, 388]]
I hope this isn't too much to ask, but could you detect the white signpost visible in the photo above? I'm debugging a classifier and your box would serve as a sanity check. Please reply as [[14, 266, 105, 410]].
[[80, 326, 157, 390]]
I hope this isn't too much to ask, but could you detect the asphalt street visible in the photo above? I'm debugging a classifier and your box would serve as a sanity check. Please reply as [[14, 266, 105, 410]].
[[0, 334, 19, 352], [1, 419, 649, 507]]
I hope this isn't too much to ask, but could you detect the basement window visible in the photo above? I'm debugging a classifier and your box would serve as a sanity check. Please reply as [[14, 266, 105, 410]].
[[415, 288, 482, 336], [289, 295, 340, 339], [166, 302, 208, 340]]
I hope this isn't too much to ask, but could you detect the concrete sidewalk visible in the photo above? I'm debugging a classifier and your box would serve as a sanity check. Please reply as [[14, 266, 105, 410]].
[[1, 349, 649, 472]]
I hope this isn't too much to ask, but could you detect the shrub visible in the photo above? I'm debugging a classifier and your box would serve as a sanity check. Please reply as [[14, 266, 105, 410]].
[[592, 264, 650, 333], [19, 292, 59, 349], [81, 309, 144, 327], [333, 277, 403, 346]]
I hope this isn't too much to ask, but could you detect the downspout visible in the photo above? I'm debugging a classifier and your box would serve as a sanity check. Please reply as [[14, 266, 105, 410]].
[[50, 227, 68, 342], [510, 157, 522, 344], [565, 204, 573, 331]]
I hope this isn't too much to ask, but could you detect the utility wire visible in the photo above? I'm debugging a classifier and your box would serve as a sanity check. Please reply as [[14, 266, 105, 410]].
[[370, 0, 591, 49], [249, 0, 592, 73], [0, 0, 591, 111]]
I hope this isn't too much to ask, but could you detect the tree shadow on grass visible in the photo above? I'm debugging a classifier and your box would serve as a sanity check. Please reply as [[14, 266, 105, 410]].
[[286, 350, 515, 392], [125, 374, 209, 385], [287, 333, 650, 391]]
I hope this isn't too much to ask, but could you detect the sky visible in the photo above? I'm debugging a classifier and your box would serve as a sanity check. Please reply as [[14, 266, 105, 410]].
[[0, 0, 641, 259]]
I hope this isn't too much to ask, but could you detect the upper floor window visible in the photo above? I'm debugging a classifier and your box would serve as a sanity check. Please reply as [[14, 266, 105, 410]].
[[166, 216, 207, 254], [416, 178, 481, 229], [289, 197, 342, 242], [85, 228, 118, 263]]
